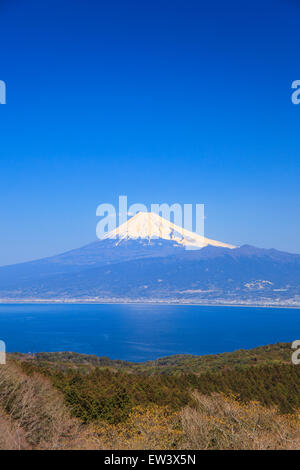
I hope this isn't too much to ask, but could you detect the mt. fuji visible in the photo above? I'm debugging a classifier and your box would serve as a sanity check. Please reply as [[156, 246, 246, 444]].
[[0, 212, 300, 306], [101, 211, 236, 250]]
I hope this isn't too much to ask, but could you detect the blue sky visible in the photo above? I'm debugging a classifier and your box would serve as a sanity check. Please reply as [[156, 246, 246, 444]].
[[0, 0, 300, 265]]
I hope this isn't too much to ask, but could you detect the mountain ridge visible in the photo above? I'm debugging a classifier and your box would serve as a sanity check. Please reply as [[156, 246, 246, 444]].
[[1, 213, 300, 305]]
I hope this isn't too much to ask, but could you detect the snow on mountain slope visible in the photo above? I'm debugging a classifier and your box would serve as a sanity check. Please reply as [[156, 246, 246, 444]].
[[2, 208, 300, 303], [103, 211, 236, 249]]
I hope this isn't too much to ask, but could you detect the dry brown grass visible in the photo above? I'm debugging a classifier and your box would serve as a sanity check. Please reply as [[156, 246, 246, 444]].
[[0, 361, 81, 449], [180, 392, 300, 450], [0, 409, 30, 450], [83, 395, 300, 450]]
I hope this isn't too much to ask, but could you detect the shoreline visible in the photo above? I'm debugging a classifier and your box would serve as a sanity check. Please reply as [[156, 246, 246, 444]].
[[1, 299, 300, 309]]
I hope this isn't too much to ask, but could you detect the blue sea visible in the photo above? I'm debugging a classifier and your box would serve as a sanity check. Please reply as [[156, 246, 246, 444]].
[[0, 303, 299, 361]]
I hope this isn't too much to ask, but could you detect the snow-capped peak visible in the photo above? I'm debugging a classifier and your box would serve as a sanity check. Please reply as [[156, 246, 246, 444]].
[[103, 211, 236, 249]]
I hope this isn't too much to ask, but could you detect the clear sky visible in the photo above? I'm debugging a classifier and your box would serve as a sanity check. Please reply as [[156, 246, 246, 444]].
[[0, 0, 300, 265]]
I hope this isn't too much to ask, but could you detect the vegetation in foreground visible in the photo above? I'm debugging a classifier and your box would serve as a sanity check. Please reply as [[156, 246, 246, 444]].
[[1, 342, 300, 450]]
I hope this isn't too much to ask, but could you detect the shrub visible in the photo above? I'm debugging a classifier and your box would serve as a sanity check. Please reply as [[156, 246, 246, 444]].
[[180, 392, 300, 450]]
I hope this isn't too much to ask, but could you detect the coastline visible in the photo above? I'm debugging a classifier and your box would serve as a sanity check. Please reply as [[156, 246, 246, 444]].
[[1, 298, 300, 309]]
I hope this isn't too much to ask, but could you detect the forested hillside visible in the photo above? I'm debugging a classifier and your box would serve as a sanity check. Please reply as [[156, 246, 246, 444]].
[[1, 343, 300, 450]]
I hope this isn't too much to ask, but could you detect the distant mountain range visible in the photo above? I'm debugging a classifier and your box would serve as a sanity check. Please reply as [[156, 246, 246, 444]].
[[1, 212, 300, 306]]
